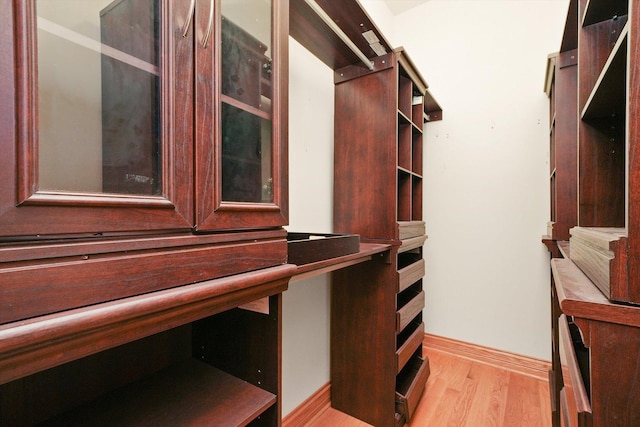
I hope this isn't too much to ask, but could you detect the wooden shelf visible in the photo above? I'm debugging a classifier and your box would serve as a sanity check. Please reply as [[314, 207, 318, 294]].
[[291, 242, 390, 282], [552, 258, 640, 328], [37, 16, 159, 76], [582, 0, 628, 27], [561, 0, 579, 51], [289, 0, 392, 70], [221, 94, 272, 121], [424, 91, 443, 122], [40, 359, 275, 426], [581, 24, 627, 120]]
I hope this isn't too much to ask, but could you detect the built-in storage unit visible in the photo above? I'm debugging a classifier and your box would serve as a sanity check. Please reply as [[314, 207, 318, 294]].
[[1, 0, 440, 424], [544, 0, 640, 425], [0, 0, 291, 424], [568, 0, 631, 304], [332, 47, 441, 427], [543, 0, 578, 247], [289, 1, 441, 425], [551, 243, 640, 427], [0, 270, 293, 426]]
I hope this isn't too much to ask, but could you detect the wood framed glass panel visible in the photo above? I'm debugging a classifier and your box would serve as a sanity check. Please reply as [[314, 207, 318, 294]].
[[195, 0, 288, 230], [0, 0, 194, 238]]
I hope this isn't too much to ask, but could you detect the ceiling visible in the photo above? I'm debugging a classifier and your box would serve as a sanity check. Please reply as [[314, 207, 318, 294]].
[[383, 0, 432, 15]]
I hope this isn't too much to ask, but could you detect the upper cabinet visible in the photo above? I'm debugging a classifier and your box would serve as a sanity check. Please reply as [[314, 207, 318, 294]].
[[0, 0, 288, 238], [543, 0, 578, 246], [577, 0, 627, 229], [545, 0, 640, 305]]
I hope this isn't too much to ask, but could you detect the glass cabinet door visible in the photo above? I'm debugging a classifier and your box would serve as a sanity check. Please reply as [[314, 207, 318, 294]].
[[0, 0, 194, 238], [0, 0, 287, 238], [195, 0, 288, 230]]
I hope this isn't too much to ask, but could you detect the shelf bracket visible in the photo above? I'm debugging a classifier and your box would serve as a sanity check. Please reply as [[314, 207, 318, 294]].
[[304, 0, 375, 71]]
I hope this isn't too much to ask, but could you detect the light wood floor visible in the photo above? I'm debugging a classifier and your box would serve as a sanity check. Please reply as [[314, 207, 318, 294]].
[[305, 347, 552, 427]]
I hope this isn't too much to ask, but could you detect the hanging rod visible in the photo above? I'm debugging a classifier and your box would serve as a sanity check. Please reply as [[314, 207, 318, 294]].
[[304, 0, 375, 70]]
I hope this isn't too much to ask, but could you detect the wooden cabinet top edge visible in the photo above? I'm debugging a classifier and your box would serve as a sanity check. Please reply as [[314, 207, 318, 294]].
[[394, 47, 428, 94], [552, 258, 640, 327], [290, 0, 393, 71], [0, 263, 296, 384]]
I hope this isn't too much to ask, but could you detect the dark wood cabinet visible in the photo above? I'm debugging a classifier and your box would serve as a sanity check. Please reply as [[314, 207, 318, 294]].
[[567, 0, 635, 304], [0, 0, 289, 324], [332, 48, 441, 427], [0, 0, 291, 425], [0, 268, 294, 426], [1, 0, 288, 239], [544, 3, 578, 245], [551, 245, 640, 427], [545, 0, 640, 425]]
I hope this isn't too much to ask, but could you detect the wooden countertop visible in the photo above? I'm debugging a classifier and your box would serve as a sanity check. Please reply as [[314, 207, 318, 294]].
[[552, 257, 640, 328]]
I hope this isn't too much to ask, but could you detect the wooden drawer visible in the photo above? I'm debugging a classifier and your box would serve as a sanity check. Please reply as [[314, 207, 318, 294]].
[[396, 290, 425, 334], [397, 258, 425, 293], [558, 315, 592, 427], [396, 321, 424, 374], [398, 221, 425, 240], [395, 355, 430, 422]]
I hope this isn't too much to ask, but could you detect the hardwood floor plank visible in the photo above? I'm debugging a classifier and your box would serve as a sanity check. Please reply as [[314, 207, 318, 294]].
[[301, 344, 551, 427], [463, 363, 509, 427], [503, 372, 545, 427], [448, 367, 480, 426], [306, 407, 372, 426]]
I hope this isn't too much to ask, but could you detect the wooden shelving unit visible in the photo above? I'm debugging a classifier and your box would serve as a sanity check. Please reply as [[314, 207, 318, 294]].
[[543, 0, 578, 247], [0, 266, 294, 426], [40, 360, 276, 426], [290, 3, 441, 425], [552, 253, 640, 426], [332, 47, 440, 427], [544, 0, 640, 425]]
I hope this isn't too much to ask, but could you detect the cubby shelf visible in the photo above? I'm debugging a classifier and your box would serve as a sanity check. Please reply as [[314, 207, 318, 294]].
[[581, 23, 628, 120]]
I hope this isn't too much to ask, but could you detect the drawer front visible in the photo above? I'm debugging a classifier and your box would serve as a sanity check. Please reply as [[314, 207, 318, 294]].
[[396, 322, 424, 374], [398, 221, 425, 240], [395, 355, 430, 422], [397, 259, 425, 293], [558, 315, 592, 427], [396, 290, 425, 334]]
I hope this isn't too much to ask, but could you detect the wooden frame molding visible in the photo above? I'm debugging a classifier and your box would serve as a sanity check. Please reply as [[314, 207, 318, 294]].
[[423, 334, 551, 381], [282, 382, 331, 427]]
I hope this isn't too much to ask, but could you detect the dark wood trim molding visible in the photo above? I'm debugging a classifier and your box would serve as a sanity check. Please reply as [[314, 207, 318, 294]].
[[282, 382, 331, 427]]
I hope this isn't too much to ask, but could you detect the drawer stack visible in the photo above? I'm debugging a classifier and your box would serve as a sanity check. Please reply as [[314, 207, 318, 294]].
[[395, 241, 429, 424]]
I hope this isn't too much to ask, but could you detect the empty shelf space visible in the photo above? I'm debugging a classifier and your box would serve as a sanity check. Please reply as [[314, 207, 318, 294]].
[[582, 0, 628, 26], [40, 359, 276, 426], [581, 24, 628, 120]]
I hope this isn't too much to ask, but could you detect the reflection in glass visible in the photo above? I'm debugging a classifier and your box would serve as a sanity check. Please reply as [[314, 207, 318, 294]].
[[221, 0, 273, 203], [221, 104, 272, 203], [36, 0, 161, 196]]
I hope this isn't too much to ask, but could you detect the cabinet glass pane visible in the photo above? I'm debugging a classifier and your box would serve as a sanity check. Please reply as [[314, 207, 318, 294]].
[[36, 0, 161, 196], [221, 0, 273, 203]]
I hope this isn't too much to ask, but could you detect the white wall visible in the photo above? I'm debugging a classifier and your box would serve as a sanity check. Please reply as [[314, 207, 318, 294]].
[[283, 0, 569, 415], [392, 0, 568, 360], [282, 38, 335, 416]]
